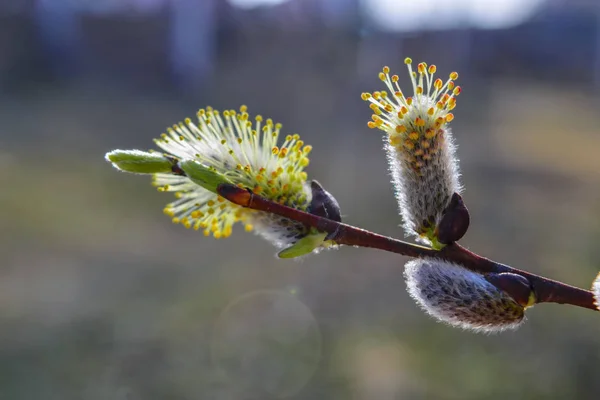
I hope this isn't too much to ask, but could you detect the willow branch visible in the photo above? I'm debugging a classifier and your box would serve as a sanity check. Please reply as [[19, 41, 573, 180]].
[[217, 184, 597, 312]]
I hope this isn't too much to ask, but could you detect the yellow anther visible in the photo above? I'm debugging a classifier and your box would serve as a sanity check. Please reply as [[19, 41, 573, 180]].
[[390, 136, 402, 146], [427, 107, 434, 116], [256, 115, 263, 122], [378, 72, 386, 81], [409, 132, 419, 141], [415, 117, 425, 127], [300, 158, 310, 167], [239, 105, 248, 112], [382, 66, 390, 74], [404, 57, 412, 65], [453, 86, 462, 95], [361, 92, 371, 100], [303, 145, 312, 154], [172, 217, 180, 224], [367, 121, 376, 129], [404, 140, 415, 150], [392, 75, 399, 83], [445, 113, 454, 122], [190, 210, 203, 218], [395, 125, 406, 133], [421, 140, 431, 149], [425, 129, 436, 139], [406, 97, 413, 106], [272, 146, 279, 155], [245, 224, 253, 232], [416, 86, 423, 95], [449, 72, 458, 80], [428, 65, 436, 74]]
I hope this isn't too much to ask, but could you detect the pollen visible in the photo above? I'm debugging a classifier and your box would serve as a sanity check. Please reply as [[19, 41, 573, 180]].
[[362, 57, 460, 157], [151, 106, 314, 241]]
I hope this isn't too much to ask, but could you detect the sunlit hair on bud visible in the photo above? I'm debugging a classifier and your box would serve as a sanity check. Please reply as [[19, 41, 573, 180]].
[[592, 272, 600, 311], [404, 258, 526, 333]]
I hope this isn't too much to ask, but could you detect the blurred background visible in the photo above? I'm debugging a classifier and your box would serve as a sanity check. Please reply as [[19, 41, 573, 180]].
[[2, 0, 600, 398]]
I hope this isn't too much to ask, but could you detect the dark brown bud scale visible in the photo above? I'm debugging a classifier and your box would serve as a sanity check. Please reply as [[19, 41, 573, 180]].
[[436, 192, 470, 244], [308, 180, 342, 222], [485, 272, 535, 308]]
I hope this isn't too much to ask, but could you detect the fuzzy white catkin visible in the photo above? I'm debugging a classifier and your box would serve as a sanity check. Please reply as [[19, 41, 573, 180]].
[[386, 127, 461, 240], [250, 212, 310, 248], [404, 258, 525, 333]]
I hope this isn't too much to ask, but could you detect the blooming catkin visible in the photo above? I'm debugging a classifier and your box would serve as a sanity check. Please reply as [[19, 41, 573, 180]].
[[106, 105, 337, 257], [362, 58, 462, 248], [404, 258, 527, 332]]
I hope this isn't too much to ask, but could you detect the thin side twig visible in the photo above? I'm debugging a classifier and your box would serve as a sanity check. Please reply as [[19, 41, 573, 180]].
[[217, 184, 597, 312]]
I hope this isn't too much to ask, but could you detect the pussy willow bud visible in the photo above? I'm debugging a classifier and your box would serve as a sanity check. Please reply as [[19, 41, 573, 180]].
[[363, 59, 463, 248], [105, 150, 175, 174], [404, 258, 529, 332], [592, 272, 600, 310]]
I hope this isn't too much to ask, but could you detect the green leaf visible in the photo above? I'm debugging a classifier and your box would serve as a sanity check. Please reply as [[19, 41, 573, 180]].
[[179, 160, 232, 193], [105, 149, 174, 174], [277, 232, 327, 259]]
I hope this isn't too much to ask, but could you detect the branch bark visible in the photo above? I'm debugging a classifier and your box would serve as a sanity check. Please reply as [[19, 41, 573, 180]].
[[217, 184, 597, 312]]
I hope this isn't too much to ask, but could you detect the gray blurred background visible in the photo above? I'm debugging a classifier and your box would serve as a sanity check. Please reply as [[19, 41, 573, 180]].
[[2, 0, 600, 399]]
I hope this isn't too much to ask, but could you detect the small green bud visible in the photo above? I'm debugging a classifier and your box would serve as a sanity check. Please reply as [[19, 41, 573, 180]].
[[277, 231, 328, 259], [105, 149, 174, 174], [178, 160, 232, 194]]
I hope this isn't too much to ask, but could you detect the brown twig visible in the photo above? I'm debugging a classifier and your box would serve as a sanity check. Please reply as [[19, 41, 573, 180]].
[[217, 184, 597, 312]]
